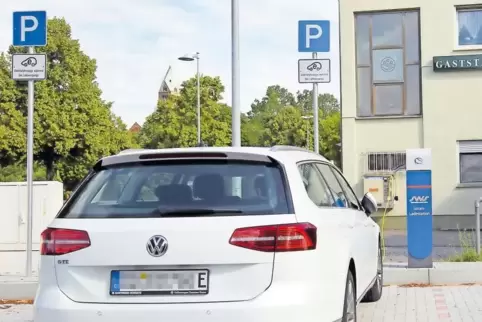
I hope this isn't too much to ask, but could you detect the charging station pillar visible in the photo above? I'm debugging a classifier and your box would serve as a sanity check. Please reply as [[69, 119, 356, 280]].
[[406, 148, 433, 268]]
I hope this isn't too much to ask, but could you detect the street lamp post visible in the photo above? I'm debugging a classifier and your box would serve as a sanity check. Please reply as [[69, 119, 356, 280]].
[[302, 115, 314, 150], [231, 0, 241, 147], [178, 52, 201, 145]]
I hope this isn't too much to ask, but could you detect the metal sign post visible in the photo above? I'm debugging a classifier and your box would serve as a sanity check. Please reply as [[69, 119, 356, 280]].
[[406, 149, 433, 268], [231, 0, 240, 147], [475, 198, 481, 255], [26, 46, 35, 277], [312, 53, 319, 154], [13, 10, 47, 277], [298, 20, 331, 154]]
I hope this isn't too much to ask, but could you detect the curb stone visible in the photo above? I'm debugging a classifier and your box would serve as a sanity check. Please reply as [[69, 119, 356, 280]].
[[383, 262, 482, 286]]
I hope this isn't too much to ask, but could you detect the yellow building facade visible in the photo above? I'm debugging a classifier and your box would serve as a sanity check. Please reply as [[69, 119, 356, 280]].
[[340, 0, 482, 229]]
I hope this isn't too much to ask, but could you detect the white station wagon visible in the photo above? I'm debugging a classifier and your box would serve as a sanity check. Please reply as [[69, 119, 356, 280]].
[[34, 145, 382, 322]]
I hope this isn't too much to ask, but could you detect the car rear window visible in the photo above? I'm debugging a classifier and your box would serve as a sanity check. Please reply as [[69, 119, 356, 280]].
[[58, 160, 291, 218]]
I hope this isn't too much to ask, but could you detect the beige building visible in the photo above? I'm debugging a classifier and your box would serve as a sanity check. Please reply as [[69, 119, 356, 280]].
[[340, 0, 482, 229]]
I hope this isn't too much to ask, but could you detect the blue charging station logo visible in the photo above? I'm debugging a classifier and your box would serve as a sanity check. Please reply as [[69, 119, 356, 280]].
[[407, 187, 431, 217], [408, 195, 431, 216]]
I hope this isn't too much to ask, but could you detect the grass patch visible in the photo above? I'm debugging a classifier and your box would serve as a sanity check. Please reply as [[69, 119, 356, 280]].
[[446, 229, 482, 262]]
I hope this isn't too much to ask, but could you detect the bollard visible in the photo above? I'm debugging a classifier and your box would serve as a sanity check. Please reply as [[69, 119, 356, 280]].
[[476, 199, 481, 255]]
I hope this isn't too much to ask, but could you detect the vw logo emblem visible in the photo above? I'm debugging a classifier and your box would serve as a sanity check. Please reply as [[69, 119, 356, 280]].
[[146, 235, 168, 257], [414, 157, 423, 165]]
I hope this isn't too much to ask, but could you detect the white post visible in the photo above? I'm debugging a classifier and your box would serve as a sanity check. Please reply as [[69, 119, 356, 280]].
[[312, 52, 319, 154], [196, 56, 201, 144], [231, 0, 241, 147], [231, 0, 242, 197], [476, 199, 481, 255], [26, 46, 35, 277]]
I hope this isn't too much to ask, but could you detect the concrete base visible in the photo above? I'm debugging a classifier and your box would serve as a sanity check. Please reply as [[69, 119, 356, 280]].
[[383, 262, 482, 285], [408, 254, 433, 269], [0, 250, 40, 276], [0, 276, 38, 300]]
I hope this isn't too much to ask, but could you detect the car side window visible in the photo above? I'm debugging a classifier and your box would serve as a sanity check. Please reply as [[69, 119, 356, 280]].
[[313, 163, 349, 208], [298, 163, 335, 207], [330, 167, 361, 210]]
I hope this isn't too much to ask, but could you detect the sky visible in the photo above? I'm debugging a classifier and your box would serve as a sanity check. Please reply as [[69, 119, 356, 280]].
[[1, 0, 340, 127]]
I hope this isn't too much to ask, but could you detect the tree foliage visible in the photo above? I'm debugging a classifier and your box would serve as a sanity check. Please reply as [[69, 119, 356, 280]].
[[0, 18, 136, 191], [0, 54, 25, 165], [141, 81, 341, 165], [242, 85, 341, 164], [139, 75, 231, 148]]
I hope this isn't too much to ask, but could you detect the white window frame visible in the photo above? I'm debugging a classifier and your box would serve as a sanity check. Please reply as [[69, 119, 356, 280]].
[[457, 140, 482, 184], [454, 6, 482, 51]]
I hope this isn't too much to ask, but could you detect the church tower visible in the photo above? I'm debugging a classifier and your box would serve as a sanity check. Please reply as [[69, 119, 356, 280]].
[[158, 65, 173, 101]]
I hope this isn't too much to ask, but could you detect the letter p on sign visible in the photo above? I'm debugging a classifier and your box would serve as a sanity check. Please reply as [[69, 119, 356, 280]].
[[13, 11, 47, 47], [298, 20, 330, 53], [305, 24, 322, 48], [21, 16, 38, 42]]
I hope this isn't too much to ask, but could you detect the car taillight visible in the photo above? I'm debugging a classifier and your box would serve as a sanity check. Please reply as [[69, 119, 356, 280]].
[[229, 223, 317, 252], [40, 228, 91, 256]]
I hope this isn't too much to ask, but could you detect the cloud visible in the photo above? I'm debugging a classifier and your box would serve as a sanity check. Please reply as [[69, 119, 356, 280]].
[[1, 0, 339, 126]]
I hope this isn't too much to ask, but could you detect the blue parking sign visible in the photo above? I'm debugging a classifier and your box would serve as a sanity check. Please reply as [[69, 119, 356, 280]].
[[13, 11, 47, 46], [298, 20, 330, 52]]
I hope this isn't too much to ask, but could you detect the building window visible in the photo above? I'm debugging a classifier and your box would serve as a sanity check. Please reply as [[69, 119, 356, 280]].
[[459, 140, 482, 183], [355, 11, 421, 117], [457, 8, 482, 46]]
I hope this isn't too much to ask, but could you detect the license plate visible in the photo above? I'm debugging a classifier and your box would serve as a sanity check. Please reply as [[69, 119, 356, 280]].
[[110, 269, 209, 296]]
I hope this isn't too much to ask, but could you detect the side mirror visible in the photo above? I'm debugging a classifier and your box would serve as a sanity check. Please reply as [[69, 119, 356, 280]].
[[361, 192, 378, 216]]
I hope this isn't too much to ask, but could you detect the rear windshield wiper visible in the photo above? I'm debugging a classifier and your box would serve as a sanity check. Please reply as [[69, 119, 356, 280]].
[[151, 208, 244, 217]]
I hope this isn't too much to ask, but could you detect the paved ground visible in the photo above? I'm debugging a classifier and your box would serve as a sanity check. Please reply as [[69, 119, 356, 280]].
[[383, 230, 472, 263], [0, 304, 31, 322], [359, 285, 482, 321], [2, 286, 482, 322]]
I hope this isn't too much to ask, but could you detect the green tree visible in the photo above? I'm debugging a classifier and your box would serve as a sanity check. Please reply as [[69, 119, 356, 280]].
[[0, 163, 46, 182], [249, 85, 296, 117], [241, 114, 264, 146], [319, 112, 341, 165], [262, 106, 305, 146], [242, 85, 298, 146], [244, 85, 341, 164], [0, 54, 25, 165], [8, 18, 134, 189], [140, 75, 231, 148], [296, 90, 340, 116]]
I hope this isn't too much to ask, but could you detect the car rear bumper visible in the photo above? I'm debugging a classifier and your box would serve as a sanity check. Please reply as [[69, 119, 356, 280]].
[[34, 286, 342, 322]]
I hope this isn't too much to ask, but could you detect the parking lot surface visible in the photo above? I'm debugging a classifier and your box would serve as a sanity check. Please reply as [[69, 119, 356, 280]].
[[0, 304, 31, 322], [359, 285, 482, 321], [2, 285, 482, 322]]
